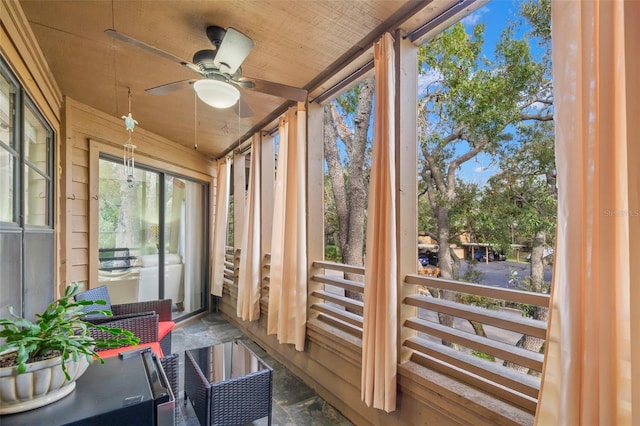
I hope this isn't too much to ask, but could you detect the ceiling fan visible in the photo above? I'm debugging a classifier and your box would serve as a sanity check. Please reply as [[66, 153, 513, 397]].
[[105, 25, 307, 115]]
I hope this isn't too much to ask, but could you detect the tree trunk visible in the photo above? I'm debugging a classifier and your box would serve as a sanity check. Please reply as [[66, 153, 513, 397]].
[[529, 230, 546, 293], [323, 106, 349, 253], [504, 230, 549, 373], [468, 320, 495, 361], [322, 80, 374, 306], [435, 206, 456, 346]]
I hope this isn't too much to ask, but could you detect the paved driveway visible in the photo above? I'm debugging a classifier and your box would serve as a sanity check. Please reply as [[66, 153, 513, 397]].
[[457, 260, 553, 289]]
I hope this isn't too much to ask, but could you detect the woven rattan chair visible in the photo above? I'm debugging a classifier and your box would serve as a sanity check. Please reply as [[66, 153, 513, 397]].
[[80, 288, 180, 423], [88, 318, 180, 424], [76, 285, 174, 354]]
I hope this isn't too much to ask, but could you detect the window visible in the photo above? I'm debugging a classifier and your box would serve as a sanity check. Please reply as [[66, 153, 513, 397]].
[[0, 57, 55, 319]]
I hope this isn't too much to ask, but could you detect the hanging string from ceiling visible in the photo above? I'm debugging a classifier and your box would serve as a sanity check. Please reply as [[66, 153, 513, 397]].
[[237, 100, 241, 155], [121, 87, 137, 185], [110, 0, 118, 113], [194, 92, 198, 151]]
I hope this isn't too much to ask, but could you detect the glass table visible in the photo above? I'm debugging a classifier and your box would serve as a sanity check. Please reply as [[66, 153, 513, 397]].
[[184, 340, 273, 425]]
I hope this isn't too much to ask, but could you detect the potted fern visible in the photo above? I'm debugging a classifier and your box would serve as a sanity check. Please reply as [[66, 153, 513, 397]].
[[0, 283, 140, 414]]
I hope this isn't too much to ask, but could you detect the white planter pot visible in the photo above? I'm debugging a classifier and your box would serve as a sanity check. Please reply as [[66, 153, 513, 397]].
[[0, 353, 91, 415]]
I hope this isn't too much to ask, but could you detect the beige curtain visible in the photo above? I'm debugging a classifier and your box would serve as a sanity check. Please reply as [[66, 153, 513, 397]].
[[237, 134, 262, 321], [267, 104, 307, 351], [361, 32, 397, 413], [210, 157, 230, 297], [537, 1, 640, 424]]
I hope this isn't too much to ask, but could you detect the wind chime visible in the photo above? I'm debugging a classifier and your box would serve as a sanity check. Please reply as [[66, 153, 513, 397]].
[[121, 88, 138, 185]]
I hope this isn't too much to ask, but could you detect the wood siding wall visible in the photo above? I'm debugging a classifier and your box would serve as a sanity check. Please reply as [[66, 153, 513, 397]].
[[62, 99, 215, 292]]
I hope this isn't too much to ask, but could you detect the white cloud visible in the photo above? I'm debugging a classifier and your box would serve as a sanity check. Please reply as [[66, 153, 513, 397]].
[[530, 101, 547, 111], [461, 6, 490, 26], [418, 69, 444, 92], [474, 166, 487, 173]]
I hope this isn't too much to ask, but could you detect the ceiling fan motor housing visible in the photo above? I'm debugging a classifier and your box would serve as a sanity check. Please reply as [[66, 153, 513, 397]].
[[192, 49, 217, 70], [206, 25, 226, 49]]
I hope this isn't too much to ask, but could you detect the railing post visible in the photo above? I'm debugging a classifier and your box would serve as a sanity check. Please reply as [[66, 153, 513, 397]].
[[261, 131, 275, 309], [395, 29, 419, 363], [307, 101, 324, 320]]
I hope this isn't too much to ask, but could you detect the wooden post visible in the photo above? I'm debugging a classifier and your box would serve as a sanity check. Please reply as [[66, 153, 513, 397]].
[[395, 30, 418, 363]]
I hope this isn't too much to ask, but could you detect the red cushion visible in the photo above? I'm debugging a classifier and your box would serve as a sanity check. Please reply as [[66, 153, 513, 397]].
[[158, 321, 175, 340], [95, 341, 163, 359]]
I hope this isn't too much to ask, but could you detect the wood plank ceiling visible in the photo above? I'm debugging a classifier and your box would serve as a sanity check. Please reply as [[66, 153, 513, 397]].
[[18, 0, 478, 159]]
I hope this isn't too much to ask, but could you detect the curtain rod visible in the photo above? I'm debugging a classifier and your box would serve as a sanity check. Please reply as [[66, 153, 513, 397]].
[[231, 124, 279, 157], [405, 0, 477, 43], [311, 59, 375, 105]]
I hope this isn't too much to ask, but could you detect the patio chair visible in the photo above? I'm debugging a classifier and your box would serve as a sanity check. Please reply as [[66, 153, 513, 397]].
[[75, 285, 175, 355], [85, 315, 180, 423], [79, 289, 180, 420]]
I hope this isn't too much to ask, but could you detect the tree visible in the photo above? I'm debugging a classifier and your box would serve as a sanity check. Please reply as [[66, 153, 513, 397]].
[[323, 79, 374, 295], [481, 121, 556, 372], [417, 0, 553, 334]]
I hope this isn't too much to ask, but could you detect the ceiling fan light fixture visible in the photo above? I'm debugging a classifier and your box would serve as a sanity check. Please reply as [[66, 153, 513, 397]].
[[193, 79, 240, 108]]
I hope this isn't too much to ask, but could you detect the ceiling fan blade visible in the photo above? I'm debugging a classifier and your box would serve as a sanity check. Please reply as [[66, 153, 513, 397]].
[[233, 96, 254, 118], [104, 29, 202, 74], [146, 79, 197, 95], [241, 77, 307, 102], [213, 28, 255, 75]]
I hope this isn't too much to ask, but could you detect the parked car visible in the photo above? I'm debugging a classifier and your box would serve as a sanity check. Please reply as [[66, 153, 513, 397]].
[[426, 251, 439, 265], [467, 250, 487, 262], [492, 251, 507, 261]]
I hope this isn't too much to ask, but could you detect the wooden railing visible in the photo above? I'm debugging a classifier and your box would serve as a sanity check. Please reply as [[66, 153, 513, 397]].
[[225, 252, 548, 414], [260, 253, 270, 316], [308, 260, 549, 414], [222, 246, 239, 298], [403, 273, 549, 413], [310, 261, 364, 338]]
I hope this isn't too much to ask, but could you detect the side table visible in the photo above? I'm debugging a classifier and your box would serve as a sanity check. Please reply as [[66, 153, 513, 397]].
[[184, 340, 273, 425]]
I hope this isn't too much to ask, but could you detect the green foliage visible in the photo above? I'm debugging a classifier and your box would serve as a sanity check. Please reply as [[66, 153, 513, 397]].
[[482, 120, 556, 248], [520, 0, 551, 43], [418, 20, 544, 154], [336, 85, 362, 115], [0, 283, 140, 380], [324, 245, 340, 262], [472, 350, 495, 362], [458, 293, 501, 311]]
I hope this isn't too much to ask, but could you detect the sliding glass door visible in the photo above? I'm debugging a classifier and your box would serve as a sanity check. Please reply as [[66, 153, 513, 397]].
[[98, 157, 207, 319]]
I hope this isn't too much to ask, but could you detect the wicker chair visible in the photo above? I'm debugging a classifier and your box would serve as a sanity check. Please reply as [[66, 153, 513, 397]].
[[78, 287, 180, 422], [75, 285, 174, 355]]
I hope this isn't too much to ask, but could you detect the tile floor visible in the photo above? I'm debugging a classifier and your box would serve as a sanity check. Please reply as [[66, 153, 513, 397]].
[[172, 312, 353, 426]]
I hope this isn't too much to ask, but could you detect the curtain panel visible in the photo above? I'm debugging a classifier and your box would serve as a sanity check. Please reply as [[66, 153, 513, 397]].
[[237, 134, 262, 321], [267, 104, 308, 351], [361, 32, 397, 413], [537, 1, 640, 424], [211, 157, 230, 297]]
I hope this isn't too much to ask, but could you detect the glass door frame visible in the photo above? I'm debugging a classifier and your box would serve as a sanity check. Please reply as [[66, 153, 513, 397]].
[[95, 152, 210, 320]]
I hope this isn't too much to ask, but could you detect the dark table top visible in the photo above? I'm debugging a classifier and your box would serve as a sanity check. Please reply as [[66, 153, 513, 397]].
[[1, 355, 157, 426]]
